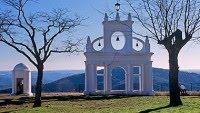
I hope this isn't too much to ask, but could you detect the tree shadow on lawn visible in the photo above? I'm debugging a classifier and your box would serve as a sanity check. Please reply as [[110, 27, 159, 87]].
[[139, 105, 171, 113], [42, 95, 135, 102], [0, 95, 134, 106], [0, 96, 47, 106], [0, 98, 28, 106]]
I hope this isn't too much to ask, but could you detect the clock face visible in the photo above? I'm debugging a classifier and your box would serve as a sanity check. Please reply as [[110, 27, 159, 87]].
[[111, 31, 125, 50]]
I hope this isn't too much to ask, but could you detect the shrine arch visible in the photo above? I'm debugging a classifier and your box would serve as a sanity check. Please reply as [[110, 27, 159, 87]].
[[84, 11, 154, 96], [111, 67, 126, 90]]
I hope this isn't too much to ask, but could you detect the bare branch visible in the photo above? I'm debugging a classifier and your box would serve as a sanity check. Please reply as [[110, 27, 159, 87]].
[[0, 37, 37, 66], [126, 0, 200, 50], [44, 39, 83, 62], [0, 0, 83, 66]]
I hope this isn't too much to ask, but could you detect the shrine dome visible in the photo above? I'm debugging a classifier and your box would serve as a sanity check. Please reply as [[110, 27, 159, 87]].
[[13, 63, 30, 71]]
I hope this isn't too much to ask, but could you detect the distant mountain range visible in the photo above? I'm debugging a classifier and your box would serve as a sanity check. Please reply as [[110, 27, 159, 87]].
[[153, 68, 200, 91], [0, 68, 200, 93], [0, 70, 84, 91], [42, 68, 200, 92]]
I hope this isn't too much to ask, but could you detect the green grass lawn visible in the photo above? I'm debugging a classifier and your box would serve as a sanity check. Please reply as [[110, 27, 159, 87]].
[[1, 96, 200, 113]]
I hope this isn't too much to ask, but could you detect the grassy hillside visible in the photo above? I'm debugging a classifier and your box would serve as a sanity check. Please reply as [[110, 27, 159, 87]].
[[1, 96, 200, 113]]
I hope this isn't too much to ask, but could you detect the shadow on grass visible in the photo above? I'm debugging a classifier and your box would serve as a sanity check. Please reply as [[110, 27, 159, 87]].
[[0, 95, 134, 106], [41, 95, 135, 102], [0, 97, 34, 106], [139, 105, 170, 113]]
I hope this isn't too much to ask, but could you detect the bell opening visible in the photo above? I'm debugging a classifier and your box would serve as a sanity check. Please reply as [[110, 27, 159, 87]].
[[116, 36, 120, 41], [136, 41, 139, 47]]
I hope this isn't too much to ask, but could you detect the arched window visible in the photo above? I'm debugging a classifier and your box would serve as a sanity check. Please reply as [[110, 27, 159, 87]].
[[111, 67, 126, 90]]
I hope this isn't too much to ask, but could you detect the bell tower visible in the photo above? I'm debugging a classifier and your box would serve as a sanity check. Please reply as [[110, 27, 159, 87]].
[[103, 12, 134, 53]]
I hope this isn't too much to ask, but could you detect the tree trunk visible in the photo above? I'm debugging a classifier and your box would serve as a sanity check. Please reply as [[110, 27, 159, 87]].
[[33, 64, 44, 107], [168, 52, 182, 106]]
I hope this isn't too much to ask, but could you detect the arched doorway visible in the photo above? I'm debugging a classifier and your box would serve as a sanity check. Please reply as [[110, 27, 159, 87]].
[[111, 67, 126, 90], [16, 78, 23, 95]]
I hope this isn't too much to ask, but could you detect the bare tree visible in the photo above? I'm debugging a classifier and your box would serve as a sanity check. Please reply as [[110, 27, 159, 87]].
[[0, 0, 83, 107], [126, 0, 200, 106]]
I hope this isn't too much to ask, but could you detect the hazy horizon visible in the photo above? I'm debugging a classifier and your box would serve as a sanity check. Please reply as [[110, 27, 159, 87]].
[[1, 67, 200, 72]]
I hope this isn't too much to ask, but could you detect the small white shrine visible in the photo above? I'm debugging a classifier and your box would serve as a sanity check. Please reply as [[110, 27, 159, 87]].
[[11, 63, 33, 96], [84, 2, 154, 95]]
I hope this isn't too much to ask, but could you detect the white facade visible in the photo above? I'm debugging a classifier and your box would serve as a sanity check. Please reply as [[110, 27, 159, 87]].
[[11, 63, 33, 96], [84, 12, 154, 95]]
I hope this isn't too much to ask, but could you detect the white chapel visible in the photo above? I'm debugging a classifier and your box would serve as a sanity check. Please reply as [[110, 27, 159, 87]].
[[11, 63, 33, 96], [84, 2, 154, 95]]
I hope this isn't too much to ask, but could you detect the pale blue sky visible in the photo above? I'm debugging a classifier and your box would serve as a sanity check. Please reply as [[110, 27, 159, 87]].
[[0, 0, 200, 71]]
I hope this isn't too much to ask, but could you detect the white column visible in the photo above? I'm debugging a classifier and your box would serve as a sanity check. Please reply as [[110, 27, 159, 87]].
[[24, 71, 33, 96], [23, 73, 28, 94], [143, 62, 153, 93], [104, 65, 111, 94], [84, 62, 88, 93], [28, 71, 33, 95], [125, 65, 131, 94], [129, 66, 133, 92], [11, 71, 15, 95], [85, 62, 97, 95], [85, 62, 92, 94], [140, 65, 144, 92], [104, 65, 107, 93], [92, 64, 97, 93]]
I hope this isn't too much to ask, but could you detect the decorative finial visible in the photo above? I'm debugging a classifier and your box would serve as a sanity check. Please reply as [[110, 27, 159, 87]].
[[145, 36, 150, 52], [104, 13, 108, 21], [115, 1, 120, 12], [87, 36, 91, 44], [86, 36, 92, 52], [128, 13, 132, 21]]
